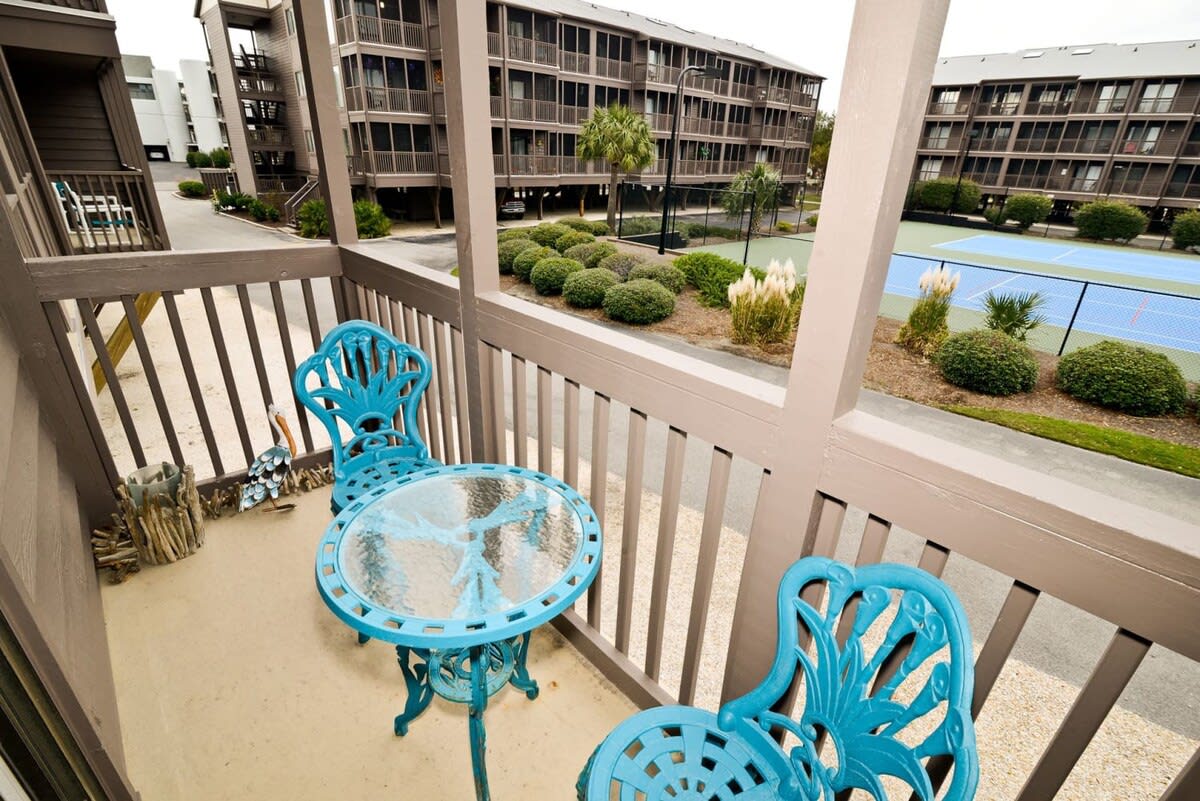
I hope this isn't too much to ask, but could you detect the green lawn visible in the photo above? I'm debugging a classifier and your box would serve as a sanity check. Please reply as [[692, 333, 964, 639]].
[[942, 405, 1200, 479]]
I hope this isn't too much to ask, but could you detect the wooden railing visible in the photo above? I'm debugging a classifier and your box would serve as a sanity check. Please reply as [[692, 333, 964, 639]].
[[361, 87, 432, 114], [507, 36, 534, 63], [634, 63, 680, 85], [508, 155, 558, 175], [246, 128, 290, 146], [559, 106, 587, 126], [493, 154, 505, 174], [29, 0, 106, 9], [489, 96, 503, 118], [336, 14, 425, 49], [367, 151, 436, 174], [45, 171, 165, 254], [595, 57, 630, 81], [729, 83, 756, 101], [533, 40, 558, 66], [486, 32, 502, 57], [645, 112, 672, 132], [559, 51, 590, 74], [507, 98, 557, 123]]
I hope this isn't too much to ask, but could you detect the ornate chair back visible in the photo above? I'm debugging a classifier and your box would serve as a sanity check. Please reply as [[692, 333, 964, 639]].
[[294, 320, 433, 483]]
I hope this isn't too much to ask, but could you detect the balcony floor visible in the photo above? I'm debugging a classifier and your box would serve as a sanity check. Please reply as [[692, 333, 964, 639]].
[[99, 485, 636, 800]]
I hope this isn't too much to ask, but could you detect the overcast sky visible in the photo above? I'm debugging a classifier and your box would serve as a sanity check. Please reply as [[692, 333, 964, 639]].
[[109, 0, 1200, 109]]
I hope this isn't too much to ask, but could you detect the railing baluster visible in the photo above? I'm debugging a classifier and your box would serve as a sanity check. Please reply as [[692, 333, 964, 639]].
[[834, 515, 893, 647], [375, 290, 389, 332], [678, 446, 733, 705], [615, 408, 647, 655], [1016, 629, 1151, 801], [645, 426, 687, 681], [161, 292, 223, 476], [201, 287, 255, 465], [586, 392, 611, 629], [432, 321, 456, 463], [300, 278, 323, 350], [1160, 747, 1199, 800], [235, 285, 274, 414], [416, 313, 442, 464], [536, 366, 553, 475], [77, 299, 145, 468], [451, 327, 470, 463], [486, 345, 506, 463], [510, 355, 528, 468], [119, 294, 184, 466], [401, 305, 432, 451], [563, 379, 580, 487], [269, 282, 314, 452]]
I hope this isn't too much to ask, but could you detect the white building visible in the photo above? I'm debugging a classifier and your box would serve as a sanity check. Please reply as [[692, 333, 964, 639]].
[[124, 54, 228, 162]]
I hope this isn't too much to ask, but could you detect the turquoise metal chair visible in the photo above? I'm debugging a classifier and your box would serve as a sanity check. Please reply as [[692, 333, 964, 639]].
[[579, 557, 978, 801], [294, 320, 439, 515]]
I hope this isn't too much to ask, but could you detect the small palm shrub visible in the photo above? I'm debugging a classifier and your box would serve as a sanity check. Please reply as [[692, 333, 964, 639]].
[[555, 230, 595, 253], [1074, 200, 1148, 242], [214, 189, 253, 211], [1057, 341, 1187, 416], [528, 223, 572, 248], [564, 241, 618, 269], [590, 220, 612, 236], [999, 194, 1052, 230], [982, 291, 1047, 342], [628, 263, 686, 294], [498, 227, 536, 242], [512, 246, 556, 281], [563, 268, 621, 308], [498, 238, 539, 274], [674, 252, 747, 307], [727, 259, 805, 347], [531, 257, 584, 295], [209, 148, 232, 168], [178, 180, 206, 198], [247, 198, 281, 222], [935, 330, 1038, 396], [597, 252, 645, 280], [297, 199, 330, 237], [603, 279, 676, 324], [915, 177, 981, 213], [897, 265, 959, 356], [1171, 209, 1200, 252], [561, 218, 599, 233], [353, 200, 392, 238]]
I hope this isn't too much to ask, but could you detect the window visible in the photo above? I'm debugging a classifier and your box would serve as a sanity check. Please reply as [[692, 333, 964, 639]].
[[1094, 82, 1131, 113], [594, 85, 629, 108], [930, 88, 961, 114], [304, 129, 315, 153], [1123, 121, 1163, 155], [1138, 81, 1179, 113], [128, 82, 155, 100], [923, 122, 952, 148], [595, 32, 631, 62], [980, 84, 1021, 114], [341, 56, 359, 87], [916, 157, 943, 180], [285, 7, 295, 35], [294, 71, 306, 98], [1071, 162, 1103, 191]]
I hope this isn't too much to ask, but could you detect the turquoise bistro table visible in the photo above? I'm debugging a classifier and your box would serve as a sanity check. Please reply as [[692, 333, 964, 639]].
[[316, 463, 602, 800]]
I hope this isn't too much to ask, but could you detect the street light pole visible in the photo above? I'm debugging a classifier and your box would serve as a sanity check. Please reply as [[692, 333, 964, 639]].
[[949, 128, 979, 216], [659, 64, 724, 254]]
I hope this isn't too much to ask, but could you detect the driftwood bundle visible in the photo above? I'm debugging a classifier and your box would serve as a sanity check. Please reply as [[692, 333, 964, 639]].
[[201, 464, 334, 518], [91, 524, 139, 584]]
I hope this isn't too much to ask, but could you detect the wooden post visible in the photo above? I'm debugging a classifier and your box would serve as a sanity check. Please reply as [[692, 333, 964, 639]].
[[721, 0, 951, 703], [440, 0, 500, 462], [432, 185, 442, 229]]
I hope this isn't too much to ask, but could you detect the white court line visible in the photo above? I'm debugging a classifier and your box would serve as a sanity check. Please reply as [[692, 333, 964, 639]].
[[1049, 247, 1079, 263], [965, 274, 1016, 301], [931, 235, 991, 250]]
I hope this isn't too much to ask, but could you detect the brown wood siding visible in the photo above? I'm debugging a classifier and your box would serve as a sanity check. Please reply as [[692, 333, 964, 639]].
[[262, 6, 311, 174], [0, 306, 127, 777], [8, 50, 121, 171]]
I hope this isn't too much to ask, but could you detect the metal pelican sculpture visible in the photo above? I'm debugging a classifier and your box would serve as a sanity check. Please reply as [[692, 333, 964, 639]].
[[239, 403, 297, 512]]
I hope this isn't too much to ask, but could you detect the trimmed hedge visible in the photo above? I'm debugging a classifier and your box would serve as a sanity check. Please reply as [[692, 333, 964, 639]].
[[1171, 209, 1200, 251], [1056, 341, 1187, 416], [563, 268, 621, 308], [185, 151, 212, 168], [603, 279, 675, 324], [618, 215, 664, 236], [1074, 200, 1148, 242], [530, 257, 584, 295], [597, 252, 644, 280], [560, 217, 598, 233], [590, 220, 612, 236], [178, 180, 206, 198], [498, 227, 537, 242], [679, 222, 742, 240], [512, 246, 556, 281], [555, 229, 595, 253], [563, 241, 618, 269], [209, 148, 232, 168], [674, 251, 751, 307], [528, 223, 572, 247], [1000, 194, 1052, 230], [935, 330, 1038, 396], [498, 238, 539, 274], [915, 177, 981, 213], [628, 263, 686, 294]]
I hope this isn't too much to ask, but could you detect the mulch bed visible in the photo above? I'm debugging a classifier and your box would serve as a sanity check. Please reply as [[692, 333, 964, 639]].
[[502, 267, 1200, 450]]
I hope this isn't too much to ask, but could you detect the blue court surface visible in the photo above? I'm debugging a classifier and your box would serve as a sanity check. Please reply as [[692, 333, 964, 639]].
[[932, 234, 1200, 286], [886, 254, 1200, 354]]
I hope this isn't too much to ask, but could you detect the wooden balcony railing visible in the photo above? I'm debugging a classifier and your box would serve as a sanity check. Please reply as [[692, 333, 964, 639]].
[[493, 154, 505, 174], [758, 123, 788, 141], [489, 96, 503, 118], [679, 116, 709, 136], [1057, 138, 1115, 155], [486, 32, 502, 57], [533, 40, 558, 66], [246, 128, 290, 146], [645, 112, 672, 132], [559, 51, 590, 74], [335, 14, 425, 49], [560, 156, 588, 174], [361, 87, 432, 115], [753, 86, 791, 105], [974, 101, 1020, 116], [367, 151, 436, 174], [594, 57, 630, 81], [507, 98, 557, 123], [236, 76, 281, 96], [559, 106, 587, 126], [347, 154, 364, 175], [634, 63, 681, 85], [507, 36, 534, 63], [1182, 141, 1200, 157], [28, 0, 106, 9], [729, 83, 756, 101], [46, 170, 165, 254], [927, 99, 972, 115], [725, 121, 749, 139], [508, 154, 558, 175], [1026, 99, 1073, 115], [233, 52, 271, 73], [1011, 137, 1058, 152]]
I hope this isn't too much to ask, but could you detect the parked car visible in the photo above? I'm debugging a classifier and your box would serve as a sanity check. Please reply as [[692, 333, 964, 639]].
[[498, 199, 525, 220]]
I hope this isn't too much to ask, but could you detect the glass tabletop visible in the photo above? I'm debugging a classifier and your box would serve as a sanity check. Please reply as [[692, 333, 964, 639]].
[[336, 469, 585, 624]]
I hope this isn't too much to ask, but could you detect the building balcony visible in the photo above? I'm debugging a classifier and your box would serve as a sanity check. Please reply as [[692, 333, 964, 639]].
[[335, 14, 425, 49], [507, 98, 557, 123], [1057, 138, 1116, 155], [354, 87, 433, 115], [365, 150, 436, 174], [27, 0, 106, 9], [927, 99, 973, 115], [45, 169, 166, 253], [559, 51, 590, 75], [508, 154, 559, 175], [245, 127, 291, 147], [233, 52, 272, 74], [633, 62, 681, 86], [1025, 99, 1074, 115], [728, 83, 756, 101], [559, 105, 588, 126], [507, 36, 558, 67], [594, 57, 631, 81], [486, 31, 502, 58], [752, 86, 792, 106], [1182, 141, 1200, 157], [973, 101, 1020, 116]]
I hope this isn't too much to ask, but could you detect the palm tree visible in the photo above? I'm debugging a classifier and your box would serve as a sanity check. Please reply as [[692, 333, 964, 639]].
[[722, 163, 782, 234], [577, 104, 655, 232]]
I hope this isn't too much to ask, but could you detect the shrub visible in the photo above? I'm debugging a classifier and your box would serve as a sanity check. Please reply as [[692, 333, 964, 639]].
[[512, 246, 556, 281], [982, 206, 1005, 225], [185, 151, 197, 168], [563, 268, 621, 308], [555, 229, 595, 253], [680, 222, 742, 240], [806, 213, 818, 228], [727, 259, 805, 346], [935, 330, 1038, 396], [915, 177, 981, 213], [208, 148, 232, 168], [1170, 209, 1200, 251], [597, 252, 645, 280], [618, 215, 661, 236], [498, 227, 537, 242], [982, 291, 1047, 341], [188, 151, 212, 168], [628, 263, 686, 294], [563, 241, 617, 269], [530, 256, 583, 295], [353, 199, 392, 239], [896, 265, 959, 356], [178, 180, 206, 198], [1000, 194, 1053, 230], [775, 221, 795, 233], [602, 279, 676, 324], [297, 198, 330, 238], [1074, 200, 1148, 242], [1057, 341, 1187, 416], [560, 217, 598, 234], [247, 198, 281, 222], [675, 251, 751, 308], [528, 223, 571, 248], [213, 189, 252, 211], [590, 220, 612, 236], [498, 238, 539, 274]]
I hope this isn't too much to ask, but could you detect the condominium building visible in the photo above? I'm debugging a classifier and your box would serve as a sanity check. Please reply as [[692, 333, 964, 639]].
[[125, 56, 230, 161], [914, 40, 1200, 220], [197, 0, 821, 219]]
